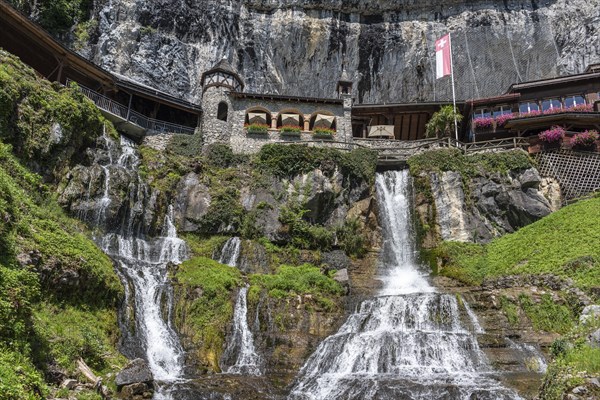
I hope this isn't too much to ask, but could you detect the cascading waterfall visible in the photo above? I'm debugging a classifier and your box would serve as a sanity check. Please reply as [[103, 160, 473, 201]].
[[289, 170, 521, 400], [217, 238, 262, 375], [88, 135, 186, 382], [219, 237, 242, 267]]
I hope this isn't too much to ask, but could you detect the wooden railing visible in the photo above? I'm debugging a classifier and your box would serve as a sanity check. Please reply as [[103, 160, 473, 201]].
[[69, 80, 196, 135]]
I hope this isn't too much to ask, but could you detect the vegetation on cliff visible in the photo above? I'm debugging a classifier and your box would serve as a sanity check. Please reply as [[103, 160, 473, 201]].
[[0, 49, 113, 181], [0, 51, 125, 399], [436, 195, 600, 292]]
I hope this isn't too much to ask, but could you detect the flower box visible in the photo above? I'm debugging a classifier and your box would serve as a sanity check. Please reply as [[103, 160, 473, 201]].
[[245, 123, 269, 135], [279, 125, 302, 136], [570, 130, 598, 150], [313, 128, 336, 139], [473, 117, 494, 131], [539, 126, 565, 149]]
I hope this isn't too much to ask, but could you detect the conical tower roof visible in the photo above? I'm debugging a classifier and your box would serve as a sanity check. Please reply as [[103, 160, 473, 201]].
[[201, 57, 245, 91]]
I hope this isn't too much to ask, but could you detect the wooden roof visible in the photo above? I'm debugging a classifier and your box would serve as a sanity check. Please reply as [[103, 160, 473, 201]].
[[0, 0, 201, 114]]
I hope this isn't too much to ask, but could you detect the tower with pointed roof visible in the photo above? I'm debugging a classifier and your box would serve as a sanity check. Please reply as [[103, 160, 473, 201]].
[[336, 66, 354, 143], [200, 57, 245, 145]]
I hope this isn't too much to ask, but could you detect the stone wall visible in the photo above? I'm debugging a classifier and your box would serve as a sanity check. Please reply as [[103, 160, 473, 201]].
[[227, 96, 351, 154]]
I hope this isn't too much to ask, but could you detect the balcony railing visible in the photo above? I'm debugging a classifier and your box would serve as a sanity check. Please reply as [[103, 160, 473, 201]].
[[69, 80, 196, 135]]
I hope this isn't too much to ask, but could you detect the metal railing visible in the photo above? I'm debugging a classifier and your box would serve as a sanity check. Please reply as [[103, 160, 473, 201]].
[[69, 80, 196, 135]]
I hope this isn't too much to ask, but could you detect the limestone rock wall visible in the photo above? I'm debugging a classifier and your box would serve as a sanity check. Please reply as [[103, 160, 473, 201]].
[[416, 167, 561, 245], [86, 0, 600, 104]]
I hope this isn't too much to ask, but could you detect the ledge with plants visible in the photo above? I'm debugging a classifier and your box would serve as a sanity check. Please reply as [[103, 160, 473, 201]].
[[313, 127, 336, 139], [245, 123, 270, 135], [279, 125, 302, 136]]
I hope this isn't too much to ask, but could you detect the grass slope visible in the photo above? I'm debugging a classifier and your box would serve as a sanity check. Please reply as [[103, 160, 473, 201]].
[[438, 195, 600, 292]]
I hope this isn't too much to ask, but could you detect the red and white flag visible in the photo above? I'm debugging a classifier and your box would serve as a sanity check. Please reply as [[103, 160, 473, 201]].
[[435, 34, 452, 79]]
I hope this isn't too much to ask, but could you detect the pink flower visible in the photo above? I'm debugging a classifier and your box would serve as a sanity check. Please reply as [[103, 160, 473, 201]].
[[473, 117, 494, 129], [570, 130, 599, 147], [495, 113, 514, 127], [539, 126, 565, 143]]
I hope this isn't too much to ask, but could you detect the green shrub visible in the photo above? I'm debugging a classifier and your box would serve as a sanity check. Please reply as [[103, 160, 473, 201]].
[[518, 294, 574, 334], [336, 218, 367, 258], [254, 144, 377, 184], [249, 264, 343, 301], [408, 148, 533, 178], [0, 348, 48, 400], [279, 202, 334, 251]]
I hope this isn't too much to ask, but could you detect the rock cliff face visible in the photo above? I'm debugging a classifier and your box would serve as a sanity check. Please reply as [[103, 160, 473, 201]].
[[427, 168, 560, 243], [85, 0, 600, 103]]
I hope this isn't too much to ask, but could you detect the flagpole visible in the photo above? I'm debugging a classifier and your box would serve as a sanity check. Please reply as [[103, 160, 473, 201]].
[[448, 33, 459, 142]]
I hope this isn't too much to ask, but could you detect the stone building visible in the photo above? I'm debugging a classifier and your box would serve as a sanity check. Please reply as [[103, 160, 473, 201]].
[[200, 58, 354, 153]]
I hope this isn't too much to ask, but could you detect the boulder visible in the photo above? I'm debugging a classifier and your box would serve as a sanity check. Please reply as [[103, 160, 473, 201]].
[[333, 268, 349, 286], [580, 305, 600, 324], [588, 329, 600, 348], [121, 382, 152, 398], [518, 168, 542, 189], [115, 359, 153, 390]]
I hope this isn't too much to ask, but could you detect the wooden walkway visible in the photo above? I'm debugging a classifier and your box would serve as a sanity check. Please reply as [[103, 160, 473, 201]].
[[75, 83, 196, 137]]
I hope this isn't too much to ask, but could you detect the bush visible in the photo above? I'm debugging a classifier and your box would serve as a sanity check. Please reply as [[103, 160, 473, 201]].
[[249, 264, 343, 300], [255, 144, 377, 183], [279, 202, 334, 251]]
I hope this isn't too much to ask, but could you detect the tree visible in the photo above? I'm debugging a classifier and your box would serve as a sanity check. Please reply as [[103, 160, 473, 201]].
[[425, 105, 463, 139]]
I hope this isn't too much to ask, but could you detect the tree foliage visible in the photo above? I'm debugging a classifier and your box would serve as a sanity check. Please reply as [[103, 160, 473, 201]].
[[425, 105, 464, 138]]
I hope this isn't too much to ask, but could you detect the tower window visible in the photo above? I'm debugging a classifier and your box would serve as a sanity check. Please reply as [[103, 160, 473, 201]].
[[217, 102, 228, 121]]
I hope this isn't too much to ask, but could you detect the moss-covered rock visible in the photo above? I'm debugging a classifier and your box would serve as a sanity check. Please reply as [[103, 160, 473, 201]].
[[0, 49, 113, 182]]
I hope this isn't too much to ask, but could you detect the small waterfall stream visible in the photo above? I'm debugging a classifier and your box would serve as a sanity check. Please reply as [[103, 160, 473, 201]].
[[217, 237, 262, 375], [288, 170, 521, 399], [85, 135, 186, 383]]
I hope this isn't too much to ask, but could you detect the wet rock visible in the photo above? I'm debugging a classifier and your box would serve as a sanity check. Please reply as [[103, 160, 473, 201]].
[[115, 359, 153, 390], [580, 305, 600, 324], [424, 166, 556, 244], [121, 382, 152, 398], [174, 173, 211, 232]]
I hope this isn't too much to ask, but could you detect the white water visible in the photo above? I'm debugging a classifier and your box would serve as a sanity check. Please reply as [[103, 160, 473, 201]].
[[91, 135, 186, 382], [219, 236, 242, 267], [289, 170, 521, 400], [217, 238, 262, 375], [461, 295, 486, 334]]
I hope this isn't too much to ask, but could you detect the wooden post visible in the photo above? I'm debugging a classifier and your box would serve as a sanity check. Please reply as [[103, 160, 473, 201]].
[[126, 92, 133, 121]]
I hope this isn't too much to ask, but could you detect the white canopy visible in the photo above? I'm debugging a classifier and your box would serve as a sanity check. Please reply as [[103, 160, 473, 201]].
[[281, 113, 300, 126], [368, 125, 395, 138], [248, 112, 267, 124], [314, 114, 335, 129]]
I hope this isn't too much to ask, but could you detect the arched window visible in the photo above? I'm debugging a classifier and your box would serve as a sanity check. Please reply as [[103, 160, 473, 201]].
[[217, 102, 228, 121]]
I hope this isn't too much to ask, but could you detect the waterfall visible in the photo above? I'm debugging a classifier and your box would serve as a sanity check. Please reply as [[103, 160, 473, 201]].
[[288, 170, 521, 400], [88, 135, 186, 382], [217, 238, 262, 375], [219, 237, 242, 267]]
